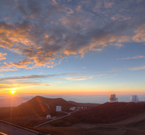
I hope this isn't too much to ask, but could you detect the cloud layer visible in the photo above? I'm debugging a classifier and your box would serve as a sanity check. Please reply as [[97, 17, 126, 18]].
[[0, 0, 145, 71]]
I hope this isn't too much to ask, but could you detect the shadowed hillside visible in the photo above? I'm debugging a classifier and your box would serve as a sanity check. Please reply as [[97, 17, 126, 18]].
[[72, 102, 145, 124]]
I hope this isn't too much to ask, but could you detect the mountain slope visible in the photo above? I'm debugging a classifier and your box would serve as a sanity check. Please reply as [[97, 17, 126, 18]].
[[7, 96, 73, 117], [72, 102, 145, 124]]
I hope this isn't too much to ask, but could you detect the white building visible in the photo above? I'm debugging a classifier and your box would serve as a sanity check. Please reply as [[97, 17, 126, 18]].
[[46, 114, 51, 119], [109, 94, 118, 102], [131, 95, 139, 102], [69, 107, 76, 111], [56, 106, 62, 112]]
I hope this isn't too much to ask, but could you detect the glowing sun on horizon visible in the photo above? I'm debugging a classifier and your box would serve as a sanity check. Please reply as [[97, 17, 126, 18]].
[[10, 88, 16, 94], [10, 90, 16, 94]]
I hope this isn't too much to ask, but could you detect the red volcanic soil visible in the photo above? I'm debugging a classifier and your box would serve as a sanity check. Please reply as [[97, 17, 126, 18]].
[[15, 96, 72, 116], [72, 102, 145, 124]]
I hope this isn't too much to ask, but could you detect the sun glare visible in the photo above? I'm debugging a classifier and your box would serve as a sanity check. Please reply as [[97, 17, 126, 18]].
[[11, 90, 16, 94], [10, 89, 16, 94]]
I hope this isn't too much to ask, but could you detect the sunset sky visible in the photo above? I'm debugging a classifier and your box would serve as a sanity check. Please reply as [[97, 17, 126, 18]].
[[0, 0, 145, 96]]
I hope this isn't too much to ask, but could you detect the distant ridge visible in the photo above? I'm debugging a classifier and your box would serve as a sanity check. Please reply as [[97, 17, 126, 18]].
[[68, 101, 100, 108], [72, 102, 145, 124]]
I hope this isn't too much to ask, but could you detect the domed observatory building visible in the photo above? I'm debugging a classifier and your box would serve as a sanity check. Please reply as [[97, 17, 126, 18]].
[[131, 95, 139, 102], [109, 94, 118, 102], [46, 114, 51, 119]]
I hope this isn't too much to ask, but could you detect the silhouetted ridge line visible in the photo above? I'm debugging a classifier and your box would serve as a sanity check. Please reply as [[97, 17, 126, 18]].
[[0, 96, 73, 118]]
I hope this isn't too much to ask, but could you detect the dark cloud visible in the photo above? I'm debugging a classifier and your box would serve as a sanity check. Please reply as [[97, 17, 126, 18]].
[[16, 0, 42, 17]]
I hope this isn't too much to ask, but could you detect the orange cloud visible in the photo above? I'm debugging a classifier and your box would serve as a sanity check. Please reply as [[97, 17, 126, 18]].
[[118, 36, 131, 43], [133, 24, 145, 42], [0, 21, 33, 49], [0, 60, 32, 72], [0, 52, 7, 61], [4, 60, 31, 68], [0, 67, 17, 72], [129, 65, 145, 70], [132, 55, 145, 59], [64, 49, 77, 56]]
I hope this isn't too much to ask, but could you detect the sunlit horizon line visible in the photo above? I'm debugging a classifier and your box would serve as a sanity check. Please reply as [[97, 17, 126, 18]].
[[1, 92, 145, 96]]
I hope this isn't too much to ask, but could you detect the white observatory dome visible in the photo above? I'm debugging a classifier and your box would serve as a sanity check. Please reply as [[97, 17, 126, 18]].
[[46, 114, 51, 119], [109, 94, 118, 102], [131, 95, 139, 102]]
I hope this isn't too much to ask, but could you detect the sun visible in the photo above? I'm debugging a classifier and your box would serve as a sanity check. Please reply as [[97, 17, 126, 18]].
[[10, 88, 16, 95], [10, 90, 16, 94]]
